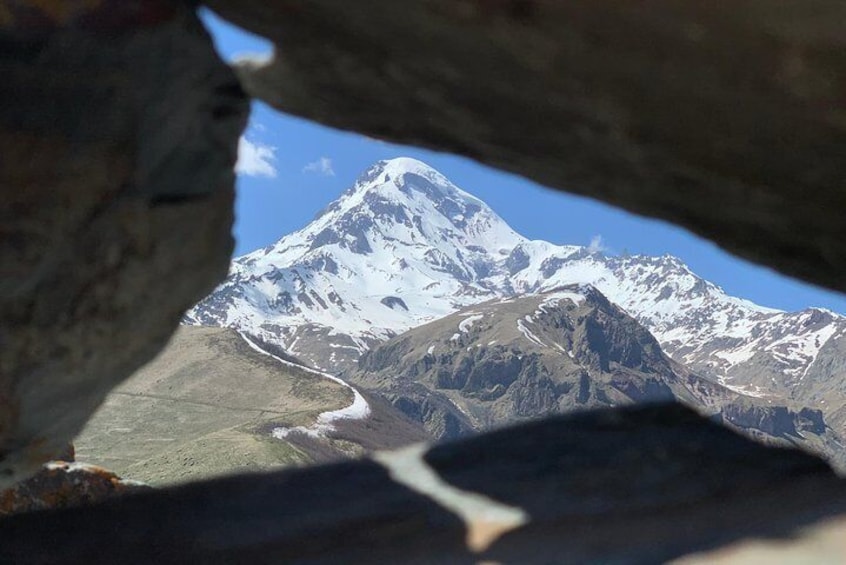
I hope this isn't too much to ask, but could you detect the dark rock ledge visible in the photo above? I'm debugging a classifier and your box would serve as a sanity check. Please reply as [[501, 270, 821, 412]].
[[2, 404, 846, 564], [0, 1, 247, 484], [211, 0, 846, 294]]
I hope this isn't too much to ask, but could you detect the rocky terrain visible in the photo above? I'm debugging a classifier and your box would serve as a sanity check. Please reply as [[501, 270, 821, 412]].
[[74, 326, 427, 486], [349, 285, 841, 464], [188, 157, 846, 444]]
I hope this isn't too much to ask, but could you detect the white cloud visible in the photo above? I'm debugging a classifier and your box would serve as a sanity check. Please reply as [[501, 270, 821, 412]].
[[302, 157, 335, 177], [588, 235, 607, 254], [236, 136, 277, 178]]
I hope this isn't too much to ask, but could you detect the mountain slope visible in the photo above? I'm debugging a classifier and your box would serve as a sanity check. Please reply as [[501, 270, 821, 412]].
[[187, 157, 846, 432], [349, 286, 841, 466], [74, 326, 428, 485], [503, 251, 846, 400]]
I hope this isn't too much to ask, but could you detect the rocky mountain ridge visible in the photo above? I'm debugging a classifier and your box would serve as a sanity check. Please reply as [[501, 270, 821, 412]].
[[348, 285, 840, 466]]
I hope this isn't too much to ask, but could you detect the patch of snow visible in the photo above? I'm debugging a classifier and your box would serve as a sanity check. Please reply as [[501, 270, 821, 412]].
[[552, 342, 575, 359], [540, 290, 585, 310], [240, 333, 370, 438], [459, 314, 484, 333], [516, 317, 546, 348], [717, 377, 768, 399]]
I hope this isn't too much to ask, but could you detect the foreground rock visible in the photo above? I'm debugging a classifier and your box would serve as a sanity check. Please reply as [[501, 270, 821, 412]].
[[0, 447, 149, 517], [210, 0, 846, 294], [0, 2, 247, 485], [2, 404, 846, 563]]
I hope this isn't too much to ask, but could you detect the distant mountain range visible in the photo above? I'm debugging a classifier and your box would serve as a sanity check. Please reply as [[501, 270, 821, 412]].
[[187, 157, 846, 466]]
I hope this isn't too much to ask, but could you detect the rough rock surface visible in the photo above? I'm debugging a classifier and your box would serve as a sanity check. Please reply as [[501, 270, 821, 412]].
[[2, 1, 845, 561], [0, 3, 247, 486], [2, 404, 846, 563], [0, 456, 150, 517], [209, 0, 846, 294]]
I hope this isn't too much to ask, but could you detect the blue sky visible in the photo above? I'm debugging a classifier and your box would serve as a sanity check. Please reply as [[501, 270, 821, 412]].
[[203, 10, 846, 315]]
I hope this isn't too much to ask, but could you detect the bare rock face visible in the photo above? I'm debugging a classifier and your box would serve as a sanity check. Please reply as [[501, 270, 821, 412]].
[[207, 0, 846, 294], [0, 2, 248, 486]]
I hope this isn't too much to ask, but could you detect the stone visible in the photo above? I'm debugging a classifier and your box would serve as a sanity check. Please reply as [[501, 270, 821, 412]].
[[0, 447, 150, 517], [206, 0, 846, 293], [0, 2, 248, 486], [1, 404, 846, 563]]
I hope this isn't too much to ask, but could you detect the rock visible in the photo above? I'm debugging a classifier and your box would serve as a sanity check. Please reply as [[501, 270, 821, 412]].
[[206, 0, 846, 293], [0, 2, 248, 486], [721, 402, 803, 438], [0, 1, 844, 560], [0, 460, 150, 518], [2, 404, 846, 563], [0, 442, 149, 516]]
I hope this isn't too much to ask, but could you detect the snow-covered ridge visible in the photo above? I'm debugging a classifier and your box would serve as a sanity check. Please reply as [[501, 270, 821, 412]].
[[188, 157, 846, 389], [239, 333, 370, 438]]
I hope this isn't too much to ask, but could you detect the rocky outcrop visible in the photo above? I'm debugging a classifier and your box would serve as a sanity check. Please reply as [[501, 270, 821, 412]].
[[208, 0, 846, 294], [3, 404, 846, 563], [0, 460, 150, 518], [721, 402, 826, 439], [0, 2, 247, 486], [0, 444, 149, 517], [353, 287, 681, 437]]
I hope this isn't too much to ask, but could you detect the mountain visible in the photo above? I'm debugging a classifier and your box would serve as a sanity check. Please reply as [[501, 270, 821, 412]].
[[74, 326, 427, 486], [348, 285, 839, 466], [187, 157, 846, 435], [188, 157, 524, 370]]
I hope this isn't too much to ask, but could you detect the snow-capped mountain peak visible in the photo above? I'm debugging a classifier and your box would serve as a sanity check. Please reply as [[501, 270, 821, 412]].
[[240, 157, 523, 269], [188, 158, 846, 393], [190, 158, 533, 369]]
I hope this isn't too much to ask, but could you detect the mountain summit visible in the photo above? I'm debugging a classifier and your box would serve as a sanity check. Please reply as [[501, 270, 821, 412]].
[[188, 157, 534, 368], [187, 158, 846, 406]]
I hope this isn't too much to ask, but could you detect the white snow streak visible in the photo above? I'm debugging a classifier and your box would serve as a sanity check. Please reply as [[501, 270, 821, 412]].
[[239, 333, 370, 438], [516, 316, 546, 348], [458, 314, 484, 333]]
